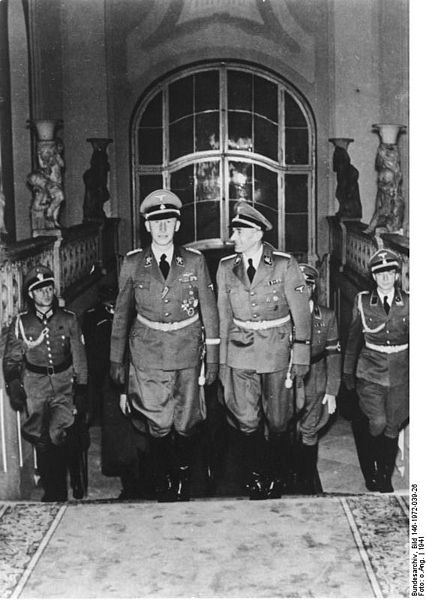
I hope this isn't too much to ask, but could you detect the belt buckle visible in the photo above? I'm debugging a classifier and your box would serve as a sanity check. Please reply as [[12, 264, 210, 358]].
[[47, 365, 55, 376]]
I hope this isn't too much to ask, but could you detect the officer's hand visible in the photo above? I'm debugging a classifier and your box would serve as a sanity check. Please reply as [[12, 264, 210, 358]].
[[110, 361, 125, 386], [291, 364, 310, 379], [7, 379, 27, 412], [322, 393, 336, 414], [119, 393, 131, 416], [74, 384, 88, 414], [343, 373, 355, 391], [205, 362, 218, 386]]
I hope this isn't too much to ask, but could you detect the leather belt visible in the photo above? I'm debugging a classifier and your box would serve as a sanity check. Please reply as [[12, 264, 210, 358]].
[[137, 313, 199, 332], [25, 355, 72, 375], [233, 315, 290, 331], [365, 341, 408, 354]]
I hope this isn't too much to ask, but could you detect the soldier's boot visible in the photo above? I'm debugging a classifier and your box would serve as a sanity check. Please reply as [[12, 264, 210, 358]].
[[242, 429, 268, 501], [175, 434, 194, 502], [378, 435, 398, 493], [66, 423, 85, 500], [38, 442, 68, 502], [151, 433, 177, 502], [299, 443, 318, 495], [352, 416, 379, 492], [266, 432, 289, 499]]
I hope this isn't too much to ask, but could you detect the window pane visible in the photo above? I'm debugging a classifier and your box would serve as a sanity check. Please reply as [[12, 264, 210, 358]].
[[140, 92, 162, 127], [196, 161, 220, 201], [285, 214, 308, 253], [285, 129, 309, 165], [254, 76, 277, 122], [229, 162, 252, 202], [169, 76, 193, 122], [169, 117, 193, 161], [195, 112, 220, 152], [254, 116, 277, 160], [170, 165, 195, 245], [228, 112, 252, 151], [195, 71, 219, 112], [285, 174, 308, 213], [196, 202, 220, 240], [285, 92, 307, 127], [139, 174, 164, 247], [228, 70, 252, 111], [254, 165, 277, 211], [138, 128, 162, 164]]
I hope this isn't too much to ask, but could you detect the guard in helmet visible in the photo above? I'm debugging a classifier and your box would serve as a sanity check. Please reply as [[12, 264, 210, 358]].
[[3, 264, 88, 501], [297, 264, 341, 493], [343, 248, 409, 493]]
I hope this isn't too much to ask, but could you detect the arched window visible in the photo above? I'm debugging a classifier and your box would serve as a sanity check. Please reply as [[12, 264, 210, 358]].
[[133, 63, 316, 259]]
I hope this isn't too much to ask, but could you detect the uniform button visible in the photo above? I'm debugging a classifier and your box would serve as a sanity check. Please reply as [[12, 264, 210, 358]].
[[164, 299, 169, 303], [386, 340, 390, 344], [253, 314, 258, 318], [164, 312, 170, 317], [251, 302, 257, 307], [250, 292, 255, 296]]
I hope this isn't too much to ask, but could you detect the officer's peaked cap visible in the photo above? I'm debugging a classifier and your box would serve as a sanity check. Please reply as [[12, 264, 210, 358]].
[[231, 201, 272, 231], [299, 263, 319, 285], [24, 264, 55, 293], [140, 189, 182, 221], [368, 248, 401, 274]]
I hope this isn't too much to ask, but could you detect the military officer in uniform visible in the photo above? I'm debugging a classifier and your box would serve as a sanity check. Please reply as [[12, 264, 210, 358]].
[[216, 202, 311, 499], [343, 248, 408, 493], [3, 265, 88, 501], [110, 189, 219, 502], [297, 264, 341, 493]]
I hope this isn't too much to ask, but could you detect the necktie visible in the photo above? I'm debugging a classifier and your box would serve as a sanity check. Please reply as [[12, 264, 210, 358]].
[[247, 258, 256, 283], [159, 254, 169, 279], [383, 295, 390, 315]]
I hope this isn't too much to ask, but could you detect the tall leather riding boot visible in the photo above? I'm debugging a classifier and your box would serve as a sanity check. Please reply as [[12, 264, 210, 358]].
[[352, 416, 379, 492], [66, 423, 86, 500], [175, 434, 194, 502], [150, 433, 177, 502], [266, 432, 290, 499], [378, 435, 398, 493], [242, 429, 268, 500], [37, 442, 68, 502], [299, 443, 318, 494]]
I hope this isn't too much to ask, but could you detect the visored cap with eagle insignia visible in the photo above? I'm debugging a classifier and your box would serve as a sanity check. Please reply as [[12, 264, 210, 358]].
[[140, 189, 182, 221], [24, 264, 55, 293], [368, 248, 401, 274], [231, 201, 272, 231]]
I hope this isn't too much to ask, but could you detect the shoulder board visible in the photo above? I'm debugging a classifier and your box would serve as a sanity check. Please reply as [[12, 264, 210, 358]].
[[185, 247, 201, 255], [220, 254, 237, 262], [87, 307, 95, 313], [17, 310, 28, 318], [126, 248, 142, 256], [63, 308, 76, 316], [273, 251, 291, 258], [358, 291, 369, 296]]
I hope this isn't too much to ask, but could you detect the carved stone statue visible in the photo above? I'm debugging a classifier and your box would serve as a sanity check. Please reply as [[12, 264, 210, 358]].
[[83, 138, 113, 223], [329, 139, 362, 220], [27, 138, 65, 232], [366, 123, 406, 235]]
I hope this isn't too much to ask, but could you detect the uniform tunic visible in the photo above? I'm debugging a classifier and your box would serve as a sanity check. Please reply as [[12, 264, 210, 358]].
[[3, 302, 87, 446], [110, 246, 219, 436], [216, 243, 311, 433], [343, 288, 409, 437], [300, 304, 341, 445]]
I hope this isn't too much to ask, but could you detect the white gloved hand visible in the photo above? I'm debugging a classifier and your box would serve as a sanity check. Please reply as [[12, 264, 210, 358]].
[[322, 393, 336, 415], [119, 394, 131, 416]]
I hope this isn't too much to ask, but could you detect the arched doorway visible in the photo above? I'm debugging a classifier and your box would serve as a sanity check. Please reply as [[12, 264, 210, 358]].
[[131, 62, 316, 261]]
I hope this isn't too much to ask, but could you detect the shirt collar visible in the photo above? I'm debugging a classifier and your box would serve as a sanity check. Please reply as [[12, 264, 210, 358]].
[[242, 244, 263, 270], [377, 288, 395, 305], [151, 244, 174, 265]]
